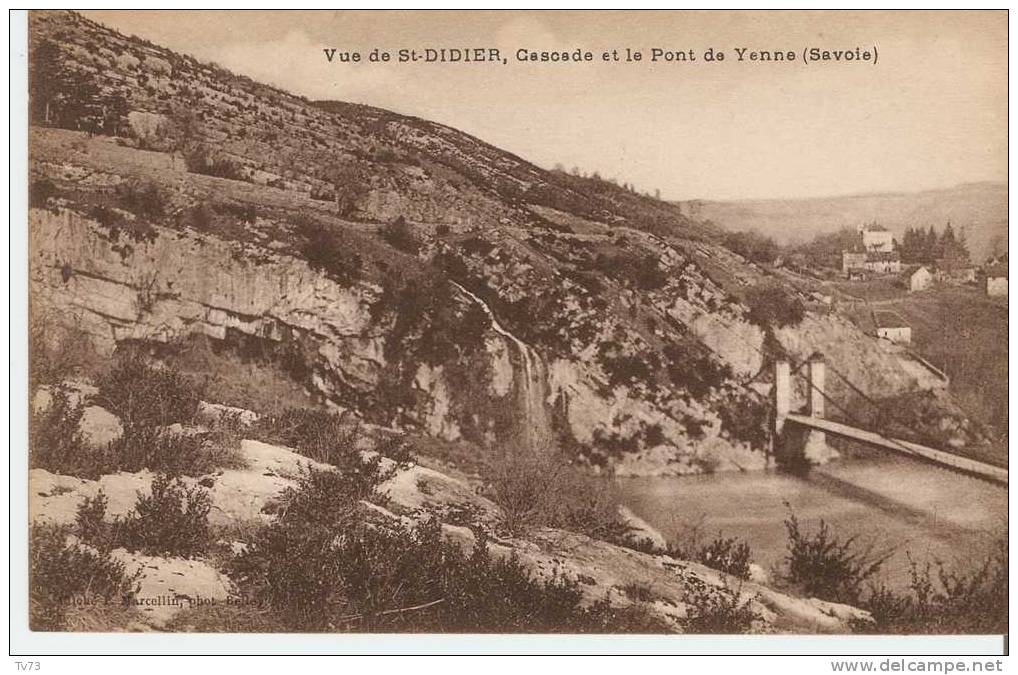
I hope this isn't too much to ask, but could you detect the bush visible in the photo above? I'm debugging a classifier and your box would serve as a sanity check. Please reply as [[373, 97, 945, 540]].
[[29, 317, 100, 389], [253, 407, 410, 470], [107, 425, 243, 477], [744, 284, 805, 328], [76, 476, 212, 558], [30, 524, 140, 631], [663, 341, 733, 399], [32, 382, 240, 479], [783, 510, 889, 604], [215, 201, 258, 224], [115, 179, 168, 221], [681, 576, 758, 634], [487, 449, 627, 540], [96, 354, 205, 431], [672, 534, 752, 580], [296, 217, 363, 285], [723, 230, 779, 265], [593, 252, 667, 290], [29, 177, 57, 207], [380, 216, 419, 254], [29, 387, 118, 479], [183, 145, 244, 180], [229, 465, 650, 632], [859, 540, 1007, 635], [88, 203, 156, 244]]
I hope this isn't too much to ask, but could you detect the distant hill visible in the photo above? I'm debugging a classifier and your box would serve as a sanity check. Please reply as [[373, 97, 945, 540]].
[[676, 182, 1007, 263]]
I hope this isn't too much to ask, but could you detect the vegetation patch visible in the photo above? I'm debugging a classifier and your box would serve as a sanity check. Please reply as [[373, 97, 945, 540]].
[[486, 448, 629, 542], [30, 523, 141, 631], [75, 475, 212, 558]]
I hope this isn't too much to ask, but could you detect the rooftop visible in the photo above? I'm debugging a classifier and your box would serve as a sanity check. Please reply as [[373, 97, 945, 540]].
[[873, 310, 909, 329]]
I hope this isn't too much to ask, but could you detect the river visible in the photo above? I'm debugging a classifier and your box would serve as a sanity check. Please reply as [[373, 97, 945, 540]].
[[619, 450, 1007, 591]]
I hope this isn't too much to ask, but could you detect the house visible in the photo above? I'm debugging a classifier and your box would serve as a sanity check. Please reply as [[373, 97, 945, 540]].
[[842, 251, 867, 276], [861, 224, 894, 253], [873, 310, 911, 344], [934, 256, 976, 283], [842, 250, 901, 276], [864, 251, 901, 274], [908, 266, 932, 292], [984, 264, 1008, 296]]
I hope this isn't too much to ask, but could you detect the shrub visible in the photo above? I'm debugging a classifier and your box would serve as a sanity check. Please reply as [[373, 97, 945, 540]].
[[183, 145, 244, 180], [593, 252, 667, 290], [487, 448, 627, 540], [107, 425, 243, 477], [859, 540, 1007, 635], [723, 230, 779, 265], [96, 354, 205, 431], [681, 576, 758, 634], [74, 491, 113, 549], [76, 477, 212, 558], [88, 203, 156, 244], [783, 510, 889, 604], [718, 390, 770, 450], [229, 467, 649, 632], [29, 177, 57, 207], [121, 475, 211, 557], [744, 284, 805, 328], [115, 179, 168, 221], [29, 317, 100, 389], [253, 407, 410, 471], [672, 535, 752, 581], [29, 387, 115, 479], [30, 524, 140, 631], [663, 342, 733, 399], [215, 201, 257, 224], [380, 216, 419, 254], [296, 217, 363, 285], [32, 382, 239, 479]]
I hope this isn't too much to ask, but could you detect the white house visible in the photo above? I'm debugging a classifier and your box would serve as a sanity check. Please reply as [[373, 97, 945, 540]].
[[908, 266, 932, 292], [985, 265, 1008, 296], [861, 226, 894, 253], [874, 310, 911, 344]]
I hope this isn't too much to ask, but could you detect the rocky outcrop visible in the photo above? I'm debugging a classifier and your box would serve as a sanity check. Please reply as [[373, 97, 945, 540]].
[[29, 436, 871, 633]]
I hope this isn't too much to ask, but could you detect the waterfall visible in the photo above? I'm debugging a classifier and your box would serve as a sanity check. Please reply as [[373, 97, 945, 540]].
[[451, 282, 551, 450]]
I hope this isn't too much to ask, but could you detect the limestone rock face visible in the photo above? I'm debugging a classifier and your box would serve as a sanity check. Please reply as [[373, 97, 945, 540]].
[[31, 209, 383, 407]]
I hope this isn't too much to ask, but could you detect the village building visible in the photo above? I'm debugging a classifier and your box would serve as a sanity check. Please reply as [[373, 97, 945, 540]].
[[873, 310, 912, 344], [984, 264, 1008, 296], [934, 256, 976, 283], [841, 251, 866, 276], [863, 251, 902, 274], [842, 225, 901, 276], [861, 225, 894, 253], [908, 266, 932, 292]]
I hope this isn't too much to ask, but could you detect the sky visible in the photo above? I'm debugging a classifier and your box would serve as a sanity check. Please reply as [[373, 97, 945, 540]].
[[82, 10, 1007, 201]]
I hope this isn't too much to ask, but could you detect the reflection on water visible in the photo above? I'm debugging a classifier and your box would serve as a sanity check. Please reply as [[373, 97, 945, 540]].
[[618, 454, 1007, 590]]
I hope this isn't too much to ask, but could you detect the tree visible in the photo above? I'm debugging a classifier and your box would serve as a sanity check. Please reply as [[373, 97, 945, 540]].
[[29, 39, 64, 124], [29, 38, 107, 132]]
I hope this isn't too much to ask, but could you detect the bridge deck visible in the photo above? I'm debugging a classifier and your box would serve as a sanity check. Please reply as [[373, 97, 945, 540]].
[[785, 413, 1008, 486]]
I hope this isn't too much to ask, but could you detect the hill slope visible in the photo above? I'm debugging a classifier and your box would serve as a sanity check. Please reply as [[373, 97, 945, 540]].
[[678, 183, 1008, 263], [28, 10, 980, 475]]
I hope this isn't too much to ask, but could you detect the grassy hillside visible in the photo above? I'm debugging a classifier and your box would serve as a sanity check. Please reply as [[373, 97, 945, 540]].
[[841, 285, 1007, 462], [678, 182, 1008, 263]]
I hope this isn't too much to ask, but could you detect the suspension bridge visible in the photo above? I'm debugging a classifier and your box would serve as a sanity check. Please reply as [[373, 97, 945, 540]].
[[773, 354, 1007, 486]]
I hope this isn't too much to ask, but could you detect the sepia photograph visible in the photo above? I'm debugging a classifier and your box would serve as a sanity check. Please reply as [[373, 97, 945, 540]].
[[12, 7, 1009, 657]]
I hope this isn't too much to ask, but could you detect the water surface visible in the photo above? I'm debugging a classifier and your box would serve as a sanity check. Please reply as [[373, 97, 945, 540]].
[[619, 453, 1007, 590]]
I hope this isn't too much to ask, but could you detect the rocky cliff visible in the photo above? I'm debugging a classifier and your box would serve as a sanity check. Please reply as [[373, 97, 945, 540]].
[[28, 11, 959, 476]]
